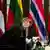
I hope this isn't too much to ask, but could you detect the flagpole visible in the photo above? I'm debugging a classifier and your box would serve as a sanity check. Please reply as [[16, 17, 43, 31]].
[[25, 27, 28, 37], [20, 26, 24, 37], [25, 27, 28, 50]]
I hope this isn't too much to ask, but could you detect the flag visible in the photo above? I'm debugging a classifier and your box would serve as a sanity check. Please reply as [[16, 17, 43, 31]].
[[0, 0, 3, 10], [0, 0, 2, 10], [36, 0, 45, 19], [0, 11, 5, 37], [35, 0, 46, 37], [17, 0, 23, 15], [29, 0, 46, 40], [6, 0, 23, 31], [28, 0, 44, 36]]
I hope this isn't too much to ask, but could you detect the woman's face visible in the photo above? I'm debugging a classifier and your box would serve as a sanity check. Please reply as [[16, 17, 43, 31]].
[[23, 18, 33, 27]]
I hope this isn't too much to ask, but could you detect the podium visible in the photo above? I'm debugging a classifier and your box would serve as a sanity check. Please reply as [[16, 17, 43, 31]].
[[45, 46, 50, 50], [38, 47, 45, 50]]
